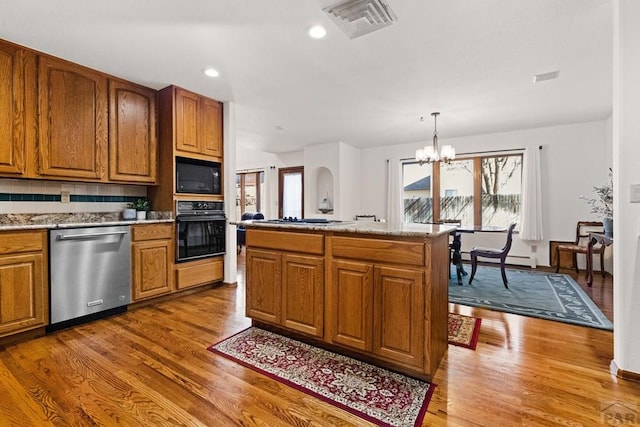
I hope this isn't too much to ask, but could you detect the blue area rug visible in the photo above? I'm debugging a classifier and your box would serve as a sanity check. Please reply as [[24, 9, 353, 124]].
[[449, 265, 613, 330]]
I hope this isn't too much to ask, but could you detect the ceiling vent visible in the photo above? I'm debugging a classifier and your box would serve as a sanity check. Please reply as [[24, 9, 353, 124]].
[[323, 0, 397, 39], [533, 70, 560, 83]]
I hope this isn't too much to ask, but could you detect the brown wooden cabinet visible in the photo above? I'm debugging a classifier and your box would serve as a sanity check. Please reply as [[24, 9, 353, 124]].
[[131, 223, 174, 301], [167, 85, 223, 160], [246, 248, 282, 324], [0, 37, 161, 184], [175, 257, 223, 290], [330, 259, 373, 351], [373, 265, 424, 367], [0, 40, 35, 177], [108, 79, 157, 184], [246, 249, 324, 336], [37, 55, 108, 180], [329, 236, 426, 367], [329, 259, 423, 367], [246, 229, 324, 338], [282, 253, 324, 337], [200, 96, 223, 158], [0, 230, 48, 338], [244, 227, 449, 380]]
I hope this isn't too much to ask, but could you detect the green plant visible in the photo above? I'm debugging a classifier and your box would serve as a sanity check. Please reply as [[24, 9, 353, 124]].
[[582, 168, 613, 218], [128, 198, 150, 211]]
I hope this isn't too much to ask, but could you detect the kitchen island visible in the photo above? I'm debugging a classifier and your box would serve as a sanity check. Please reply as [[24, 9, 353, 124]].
[[243, 220, 453, 380]]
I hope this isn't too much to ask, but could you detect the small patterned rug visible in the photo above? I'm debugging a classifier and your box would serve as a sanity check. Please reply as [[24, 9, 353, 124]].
[[209, 327, 434, 427], [448, 313, 482, 350]]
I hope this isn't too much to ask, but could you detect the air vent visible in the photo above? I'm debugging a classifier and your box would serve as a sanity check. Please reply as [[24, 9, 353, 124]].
[[533, 70, 560, 83], [323, 0, 397, 39]]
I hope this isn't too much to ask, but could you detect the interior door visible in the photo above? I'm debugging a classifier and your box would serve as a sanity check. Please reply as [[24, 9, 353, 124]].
[[278, 166, 303, 219]]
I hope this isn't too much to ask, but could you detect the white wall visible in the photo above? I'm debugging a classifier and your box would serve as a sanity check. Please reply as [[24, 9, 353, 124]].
[[612, 0, 640, 377], [339, 142, 361, 221], [237, 149, 304, 219]]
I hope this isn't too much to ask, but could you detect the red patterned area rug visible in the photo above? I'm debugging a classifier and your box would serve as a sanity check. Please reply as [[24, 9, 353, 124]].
[[448, 313, 482, 350], [208, 327, 434, 427]]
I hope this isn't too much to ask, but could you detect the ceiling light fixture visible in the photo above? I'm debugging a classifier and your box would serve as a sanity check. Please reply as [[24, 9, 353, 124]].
[[307, 25, 327, 39], [203, 68, 220, 78], [415, 112, 455, 165]]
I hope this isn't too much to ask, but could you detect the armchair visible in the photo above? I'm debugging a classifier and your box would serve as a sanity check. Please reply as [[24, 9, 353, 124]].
[[237, 212, 264, 253]]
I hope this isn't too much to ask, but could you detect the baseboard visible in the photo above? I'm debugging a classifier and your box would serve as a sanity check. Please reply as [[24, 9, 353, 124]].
[[610, 359, 640, 383]]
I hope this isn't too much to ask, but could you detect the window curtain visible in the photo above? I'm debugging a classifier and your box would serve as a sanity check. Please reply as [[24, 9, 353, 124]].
[[386, 157, 402, 224], [519, 146, 543, 240]]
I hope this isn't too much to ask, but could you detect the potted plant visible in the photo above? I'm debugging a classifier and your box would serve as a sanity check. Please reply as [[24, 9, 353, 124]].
[[128, 199, 150, 220], [582, 168, 613, 236]]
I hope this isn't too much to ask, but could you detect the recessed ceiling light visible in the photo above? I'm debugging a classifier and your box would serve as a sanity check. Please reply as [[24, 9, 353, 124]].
[[203, 68, 220, 78], [307, 25, 327, 39]]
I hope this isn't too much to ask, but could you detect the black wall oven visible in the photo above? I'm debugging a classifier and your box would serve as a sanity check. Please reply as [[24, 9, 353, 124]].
[[176, 201, 226, 262]]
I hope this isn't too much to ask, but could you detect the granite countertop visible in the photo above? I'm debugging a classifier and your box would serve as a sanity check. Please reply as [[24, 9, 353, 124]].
[[0, 212, 174, 231], [238, 219, 455, 238]]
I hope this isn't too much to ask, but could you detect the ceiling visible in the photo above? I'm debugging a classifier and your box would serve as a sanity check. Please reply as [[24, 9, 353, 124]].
[[0, 0, 612, 154]]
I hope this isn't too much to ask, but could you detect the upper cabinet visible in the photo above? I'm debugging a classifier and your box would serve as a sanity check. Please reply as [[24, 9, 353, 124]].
[[200, 96, 223, 158], [108, 79, 158, 184], [0, 38, 161, 184], [38, 56, 108, 180], [0, 40, 35, 176], [37, 55, 108, 181], [168, 86, 223, 161]]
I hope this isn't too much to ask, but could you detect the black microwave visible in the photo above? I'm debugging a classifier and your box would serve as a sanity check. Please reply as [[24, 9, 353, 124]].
[[175, 157, 222, 195]]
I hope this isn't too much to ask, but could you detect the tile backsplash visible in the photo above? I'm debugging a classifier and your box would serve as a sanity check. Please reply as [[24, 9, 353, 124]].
[[0, 178, 147, 214]]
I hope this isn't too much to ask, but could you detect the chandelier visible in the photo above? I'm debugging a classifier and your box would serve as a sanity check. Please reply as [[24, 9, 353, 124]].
[[415, 112, 455, 165]]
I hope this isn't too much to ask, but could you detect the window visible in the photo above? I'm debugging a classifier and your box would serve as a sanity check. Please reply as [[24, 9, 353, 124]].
[[402, 153, 522, 226], [236, 171, 264, 218]]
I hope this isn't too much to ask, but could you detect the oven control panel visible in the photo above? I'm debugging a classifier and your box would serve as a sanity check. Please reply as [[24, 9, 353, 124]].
[[176, 200, 225, 216]]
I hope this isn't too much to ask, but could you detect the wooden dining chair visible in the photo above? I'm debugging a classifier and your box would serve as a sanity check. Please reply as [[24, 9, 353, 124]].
[[555, 221, 605, 278], [468, 222, 517, 289], [437, 219, 462, 280]]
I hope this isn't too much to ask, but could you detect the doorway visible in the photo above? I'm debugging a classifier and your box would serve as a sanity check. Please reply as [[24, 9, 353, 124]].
[[278, 166, 303, 219]]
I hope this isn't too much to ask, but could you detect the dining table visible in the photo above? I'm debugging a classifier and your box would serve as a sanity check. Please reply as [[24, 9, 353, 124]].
[[450, 224, 508, 285]]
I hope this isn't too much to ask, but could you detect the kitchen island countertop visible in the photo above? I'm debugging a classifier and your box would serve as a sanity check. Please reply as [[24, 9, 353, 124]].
[[238, 219, 455, 238]]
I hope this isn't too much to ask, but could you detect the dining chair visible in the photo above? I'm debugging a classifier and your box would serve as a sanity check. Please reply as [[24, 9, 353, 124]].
[[437, 219, 462, 280], [468, 222, 517, 289], [555, 221, 605, 278]]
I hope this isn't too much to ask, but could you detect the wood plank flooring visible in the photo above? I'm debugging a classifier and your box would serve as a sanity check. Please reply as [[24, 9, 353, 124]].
[[0, 256, 637, 426]]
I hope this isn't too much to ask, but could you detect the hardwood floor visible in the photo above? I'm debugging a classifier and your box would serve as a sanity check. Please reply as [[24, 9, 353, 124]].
[[0, 255, 637, 426]]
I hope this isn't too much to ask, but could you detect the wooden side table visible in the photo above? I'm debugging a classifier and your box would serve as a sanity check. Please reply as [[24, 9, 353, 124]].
[[586, 233, 613, 287]]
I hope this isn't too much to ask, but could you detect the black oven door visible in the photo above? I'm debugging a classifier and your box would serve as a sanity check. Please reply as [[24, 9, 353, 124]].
[[176, 216, 226, 262]]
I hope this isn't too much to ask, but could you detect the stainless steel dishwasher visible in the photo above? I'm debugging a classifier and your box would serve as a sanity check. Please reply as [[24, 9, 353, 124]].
[[49, 225, 131, 330]]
